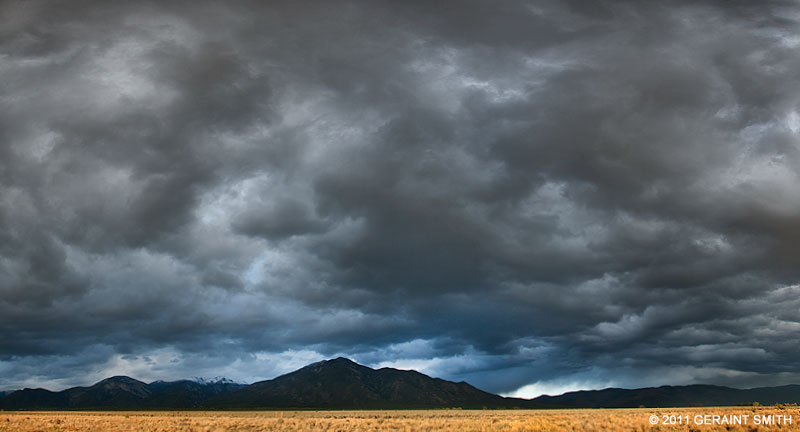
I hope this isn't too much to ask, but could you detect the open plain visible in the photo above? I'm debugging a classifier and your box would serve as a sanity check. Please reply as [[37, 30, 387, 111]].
[[1, 407, 800, 432]]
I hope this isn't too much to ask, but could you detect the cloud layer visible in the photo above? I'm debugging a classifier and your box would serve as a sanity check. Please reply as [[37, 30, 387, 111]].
[[2, 0, 800, 396]]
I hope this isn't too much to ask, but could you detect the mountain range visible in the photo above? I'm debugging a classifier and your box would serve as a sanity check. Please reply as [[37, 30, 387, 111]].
[[534, 384, 800, 408], [1, 358, 799, 410], [0, 375, 245, 410]]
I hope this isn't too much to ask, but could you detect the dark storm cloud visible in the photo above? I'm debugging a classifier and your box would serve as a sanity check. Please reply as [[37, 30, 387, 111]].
[[2, 0, 800, 395]]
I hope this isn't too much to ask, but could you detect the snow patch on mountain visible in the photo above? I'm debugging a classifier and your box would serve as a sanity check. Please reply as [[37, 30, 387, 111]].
[[189, 376, 240, 385]]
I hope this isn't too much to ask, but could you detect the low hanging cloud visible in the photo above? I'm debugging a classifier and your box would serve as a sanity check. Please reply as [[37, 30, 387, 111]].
[[2, 0, 800, 397]]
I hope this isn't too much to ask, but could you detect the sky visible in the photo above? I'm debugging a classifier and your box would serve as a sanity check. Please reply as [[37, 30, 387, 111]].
[[2, 0, 800, 398]]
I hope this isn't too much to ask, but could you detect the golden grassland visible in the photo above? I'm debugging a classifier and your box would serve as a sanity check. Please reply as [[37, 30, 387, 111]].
[[1, 407, 799, 431]]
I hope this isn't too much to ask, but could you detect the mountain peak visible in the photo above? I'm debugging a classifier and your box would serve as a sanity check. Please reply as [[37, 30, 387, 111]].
[[312, 357, 358, 364], [98, 375, 141, 383], [190, 376, 240, 385], [326, 357, 359, 365], [212, 357, 510, 409], [299, 357, 363, 371], [93, 376, 149, 390], [89, 376, 151, 399]]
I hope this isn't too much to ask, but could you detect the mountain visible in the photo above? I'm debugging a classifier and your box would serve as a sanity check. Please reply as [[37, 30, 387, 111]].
[[0, 376, 244, 410], [145, 378, 245, 408], [208, 357, 528, 409], [189, 376, 240, 385], [0, 388, 67, 410], [4, 359, 800, 410], [1, 376, 152, 410], [530, 384, 800, 408], [0, 358, 530, 410]]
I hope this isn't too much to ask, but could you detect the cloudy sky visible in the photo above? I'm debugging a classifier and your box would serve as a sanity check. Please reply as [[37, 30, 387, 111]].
[[2, 0, 800, 398]]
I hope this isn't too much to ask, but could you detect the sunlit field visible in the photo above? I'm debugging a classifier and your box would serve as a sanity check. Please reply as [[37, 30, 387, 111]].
[[1, 407, 800, 431]]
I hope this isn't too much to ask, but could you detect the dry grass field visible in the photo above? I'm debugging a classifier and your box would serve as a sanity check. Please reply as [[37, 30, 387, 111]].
[[1, 407, 799, 431]]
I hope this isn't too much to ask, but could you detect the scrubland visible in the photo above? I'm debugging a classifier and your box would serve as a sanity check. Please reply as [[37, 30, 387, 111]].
[[1, 407, 798, 431]]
